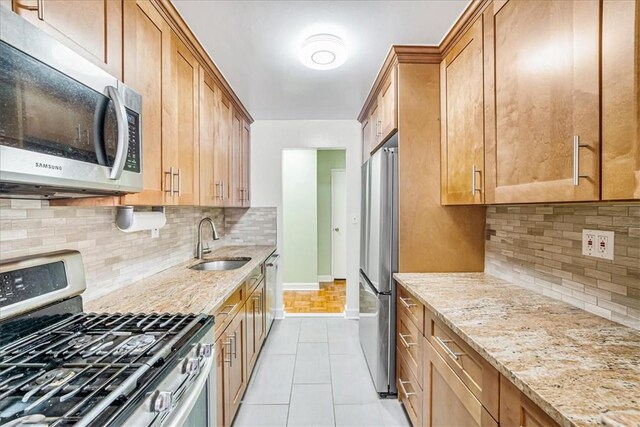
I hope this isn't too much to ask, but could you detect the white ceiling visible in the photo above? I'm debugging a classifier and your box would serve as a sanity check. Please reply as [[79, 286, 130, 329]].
[[173, 0, 470, 120]]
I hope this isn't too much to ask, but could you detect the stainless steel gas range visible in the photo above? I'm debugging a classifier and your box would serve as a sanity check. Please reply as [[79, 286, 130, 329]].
[[0, 251, 216, 427]]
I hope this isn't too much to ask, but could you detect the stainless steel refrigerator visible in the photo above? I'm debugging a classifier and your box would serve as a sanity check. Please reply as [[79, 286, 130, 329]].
[[359, 140, 398, 397]]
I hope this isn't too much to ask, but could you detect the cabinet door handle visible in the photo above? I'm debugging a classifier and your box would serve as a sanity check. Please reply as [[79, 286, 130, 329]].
[[398, 379, 416, 397], [177, 169, 182, 196], [435, 336, 466, 360], [399, 297, 416, 309], [398, 333, 417, 348], [164, 167, 174, 195], [25, 0, 44, 20], [232, 331, 238, 358], [471, 165, 482, 195], [223, 339, 232, 366], [573, 135, 589, 186]]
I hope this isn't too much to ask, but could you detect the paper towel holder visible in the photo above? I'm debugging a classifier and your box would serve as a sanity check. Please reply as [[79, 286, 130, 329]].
[[116, 206, 166, 232]]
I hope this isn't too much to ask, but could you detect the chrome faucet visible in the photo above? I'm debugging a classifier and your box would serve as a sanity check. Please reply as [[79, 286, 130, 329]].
[[196, 217, 220, 259]]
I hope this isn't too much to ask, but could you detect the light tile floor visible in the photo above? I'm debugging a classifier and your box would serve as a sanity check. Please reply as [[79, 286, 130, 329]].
[[234, 317, 412, 427]]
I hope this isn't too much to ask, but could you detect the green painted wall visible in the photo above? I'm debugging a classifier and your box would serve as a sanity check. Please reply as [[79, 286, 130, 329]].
[[317, 150, 346, 278], [282, 150, 318, 284]]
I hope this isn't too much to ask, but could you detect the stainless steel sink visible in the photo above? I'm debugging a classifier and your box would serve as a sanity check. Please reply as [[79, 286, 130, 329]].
[[189, 257, 251, 271]]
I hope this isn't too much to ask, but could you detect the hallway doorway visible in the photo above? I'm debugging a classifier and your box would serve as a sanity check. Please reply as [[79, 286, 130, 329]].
[[282, 149, 347, 315]]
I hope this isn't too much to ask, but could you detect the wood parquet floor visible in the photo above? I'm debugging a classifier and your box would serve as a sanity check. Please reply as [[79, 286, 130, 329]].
[[284, 279, 346, 314]]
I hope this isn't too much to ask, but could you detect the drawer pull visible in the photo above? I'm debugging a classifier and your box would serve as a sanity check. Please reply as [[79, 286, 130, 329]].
[[398, 333, 417, 348], [398, 379, 416, 397], [219, 303, 237, 316], [399, 297, 416, 309], [435, 336, 466, 360]]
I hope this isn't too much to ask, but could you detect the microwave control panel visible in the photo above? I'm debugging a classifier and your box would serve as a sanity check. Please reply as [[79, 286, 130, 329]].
[[124, 110, 141, 173]]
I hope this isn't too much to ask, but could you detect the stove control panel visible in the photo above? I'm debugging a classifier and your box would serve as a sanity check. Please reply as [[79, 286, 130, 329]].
[[0, 261, 67, 307]]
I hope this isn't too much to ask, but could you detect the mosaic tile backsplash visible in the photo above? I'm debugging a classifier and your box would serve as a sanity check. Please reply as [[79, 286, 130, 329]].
[[485, 203, 640, 329], [0, 200, 276, 302]]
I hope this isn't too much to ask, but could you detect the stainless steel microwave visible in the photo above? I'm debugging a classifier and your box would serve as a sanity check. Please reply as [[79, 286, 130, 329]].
[[0, 7, 143, 199]]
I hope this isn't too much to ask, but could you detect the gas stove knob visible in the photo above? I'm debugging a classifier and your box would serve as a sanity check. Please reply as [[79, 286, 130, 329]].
[[197, 343, 213, 358], [152, 390, 173, 413], [183, 357, 200, 374]]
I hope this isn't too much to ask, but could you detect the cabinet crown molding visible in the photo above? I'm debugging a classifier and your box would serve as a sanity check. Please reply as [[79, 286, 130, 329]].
[[358, 0, 490, 123]]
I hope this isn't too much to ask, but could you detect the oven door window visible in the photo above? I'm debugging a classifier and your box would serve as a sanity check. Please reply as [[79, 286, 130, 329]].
[[182, 384, 209, 426], [0, 41, 118, 166]]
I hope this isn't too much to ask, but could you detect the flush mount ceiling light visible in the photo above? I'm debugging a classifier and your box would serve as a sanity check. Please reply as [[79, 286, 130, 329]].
[[299, 34, 347, 70]]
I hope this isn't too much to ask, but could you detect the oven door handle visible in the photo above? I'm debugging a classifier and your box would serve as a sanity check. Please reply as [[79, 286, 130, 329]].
[[106, 85, 129, 180], [161, 351, 214, 426]]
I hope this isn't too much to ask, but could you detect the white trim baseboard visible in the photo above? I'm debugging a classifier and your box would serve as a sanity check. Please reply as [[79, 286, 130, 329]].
[[318, 275, 333, 282], [274, 308, 286, 320], [283, 282, 319, 291], [344, 305, 359, 319], [284, 311, 344, 318]]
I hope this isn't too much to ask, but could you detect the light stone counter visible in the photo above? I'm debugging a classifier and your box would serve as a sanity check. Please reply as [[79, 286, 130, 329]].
[[394, 272, 640, 427], [86, 245, 276, 315]]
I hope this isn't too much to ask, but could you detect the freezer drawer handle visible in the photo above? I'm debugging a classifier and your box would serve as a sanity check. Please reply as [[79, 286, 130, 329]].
[[398, 379, 416, 397], [398, 333, 417, 348], [435, 336, 466, 360], [399, 297, 416, 309]]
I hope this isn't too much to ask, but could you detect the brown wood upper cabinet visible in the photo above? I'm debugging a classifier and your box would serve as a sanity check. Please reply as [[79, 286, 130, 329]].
[[167, 32, 200, 206], [483, 0, 600, 204], [602, 0, 640, 200], [241, 120, 252, 207], [121, 3, 200, 207], [367, 68, 398, 155], [441, 17, 485, 205], [378, 68, 398, 143], [199, 70, 231, 207], [11, 0, 122, 79], [120, 0, 171, 206]]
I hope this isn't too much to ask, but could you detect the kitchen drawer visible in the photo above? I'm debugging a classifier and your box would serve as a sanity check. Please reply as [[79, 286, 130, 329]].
[[397, 346, 423, 427], [427, 317, 499, 421], [214, 284, 246, 338], [397, 307, 423, 388], [397, 284, 424, 334], [424, 337, 498, 427]]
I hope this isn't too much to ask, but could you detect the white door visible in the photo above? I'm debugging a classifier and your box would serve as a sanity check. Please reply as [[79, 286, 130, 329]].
[[331, 169, 347, 279]]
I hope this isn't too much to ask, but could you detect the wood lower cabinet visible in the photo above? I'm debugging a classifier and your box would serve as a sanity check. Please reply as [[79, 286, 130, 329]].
[[215, 263, 269, 427], [484, 0, 600, 204], [441, 16, 485, 205], [11, 0, 122, 78], [396, 284, 558, 427], [246, 278, 265, 373], [424, 337, 497, 427], [226, 308, 246, 423], [500, 376, 559, 427], [602, 0, 640, 200]]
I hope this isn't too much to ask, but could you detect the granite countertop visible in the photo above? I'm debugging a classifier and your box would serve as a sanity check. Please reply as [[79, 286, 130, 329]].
[[85, 245, 276, 315], [394, 272, 640, 427]]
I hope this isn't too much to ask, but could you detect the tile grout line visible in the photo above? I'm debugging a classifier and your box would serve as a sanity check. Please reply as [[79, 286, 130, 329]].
[[285, 319, 302, 426]]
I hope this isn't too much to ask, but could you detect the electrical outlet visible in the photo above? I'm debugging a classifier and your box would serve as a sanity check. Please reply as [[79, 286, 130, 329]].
[[582, 229, 614, 260], [351, 216, 359, 224], [151, 228, 160, 238]]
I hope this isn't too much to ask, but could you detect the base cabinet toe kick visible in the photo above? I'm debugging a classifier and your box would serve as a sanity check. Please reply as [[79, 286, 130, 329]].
[[395, 284, 559, 427]]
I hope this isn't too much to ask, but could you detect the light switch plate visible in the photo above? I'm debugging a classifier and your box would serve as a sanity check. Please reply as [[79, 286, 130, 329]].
[[582, 229, 614, 260], [151, 228, 160, 238]]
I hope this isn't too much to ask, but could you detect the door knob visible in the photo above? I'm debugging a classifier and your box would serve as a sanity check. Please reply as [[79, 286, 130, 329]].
[[334, 227, 340, 232]]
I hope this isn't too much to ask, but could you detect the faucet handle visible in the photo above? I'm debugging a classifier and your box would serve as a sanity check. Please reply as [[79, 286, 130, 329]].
[[203, 243, 211, 255]]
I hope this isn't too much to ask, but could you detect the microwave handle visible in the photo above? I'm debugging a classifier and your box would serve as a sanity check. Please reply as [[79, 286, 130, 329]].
[[106, 86, 129, 180]]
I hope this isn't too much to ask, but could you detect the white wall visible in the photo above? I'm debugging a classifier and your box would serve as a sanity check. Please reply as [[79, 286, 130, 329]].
[[282, 149, 318, 287], [251, 120, 361, 318]]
